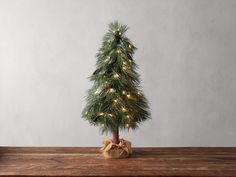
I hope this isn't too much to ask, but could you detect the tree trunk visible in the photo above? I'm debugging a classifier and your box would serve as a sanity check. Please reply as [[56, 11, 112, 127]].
[[112, 129, 119, 144]]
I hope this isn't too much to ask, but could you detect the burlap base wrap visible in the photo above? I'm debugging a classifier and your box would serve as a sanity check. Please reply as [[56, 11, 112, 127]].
[[100, 138, 132, 159]]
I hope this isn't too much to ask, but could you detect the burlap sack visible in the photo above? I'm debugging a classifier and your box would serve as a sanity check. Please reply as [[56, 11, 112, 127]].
[[100, 138, 132, 159]]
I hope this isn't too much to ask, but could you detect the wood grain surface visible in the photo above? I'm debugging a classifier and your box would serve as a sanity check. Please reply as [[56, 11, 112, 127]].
[[0, 147, 236, 177]]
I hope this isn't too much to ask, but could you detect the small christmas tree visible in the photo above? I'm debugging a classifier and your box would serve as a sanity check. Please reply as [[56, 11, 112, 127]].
[[82, 22, 150, 147]]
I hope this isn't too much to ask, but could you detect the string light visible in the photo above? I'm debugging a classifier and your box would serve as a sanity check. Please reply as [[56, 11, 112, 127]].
[[122, 66, 127, 70], [101, 124, 105, 127], [99, 112, 104, 116], [128, 59, 132, 63], [85, 111, 88, 115], [109, 88, 115, 93], [126, 115, 131, 119], [126, 94, 131, 98], [122, 107, 127, 112], [122, 91, 126, 95], [113, 73, 119, 79], [117, 50, 121, 54], [94, 90, 99, 95], [137, 91, 141, 95], [123, 61, 127, 65], [113, 99, 118, 103], [128, 44, 132, 48], [104, 56, 110, 62], [113, 29, 120, 35], [108, 113, 113, 117], [126, 124, 129, 127]]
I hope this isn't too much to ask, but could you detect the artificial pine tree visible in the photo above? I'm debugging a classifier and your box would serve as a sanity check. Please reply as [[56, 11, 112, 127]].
[[82, 22, 150, 152]]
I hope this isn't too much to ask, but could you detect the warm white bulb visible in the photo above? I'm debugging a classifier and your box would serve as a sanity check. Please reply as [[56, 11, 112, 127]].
[[122, 91, 126, 95], [126, 115, 130, 118], [122, 66, 127, 70], [126, 124, 129, 127], [114, 73, 119, 79], [126, 94, 131, 98], [123, 61, 127, 65], [99, 112, 104, 116], [94, 90, 99, 95], [128, 44, 132, 48], [137, 91, 141, 95], [122, 107, 127, 112], [113, 99, 118, 103], [108, 113, 113, 117], [109, 88, 115, 93]]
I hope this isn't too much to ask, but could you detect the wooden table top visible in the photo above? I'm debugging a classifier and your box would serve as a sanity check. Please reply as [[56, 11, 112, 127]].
[[0, 147, 236, 177]]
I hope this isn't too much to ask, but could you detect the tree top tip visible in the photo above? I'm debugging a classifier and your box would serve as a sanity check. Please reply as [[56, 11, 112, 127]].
[[108, 21, 129, 35]]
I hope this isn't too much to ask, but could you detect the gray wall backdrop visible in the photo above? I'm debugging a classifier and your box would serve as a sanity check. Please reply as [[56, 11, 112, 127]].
[[0, 0, 236, 147]]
